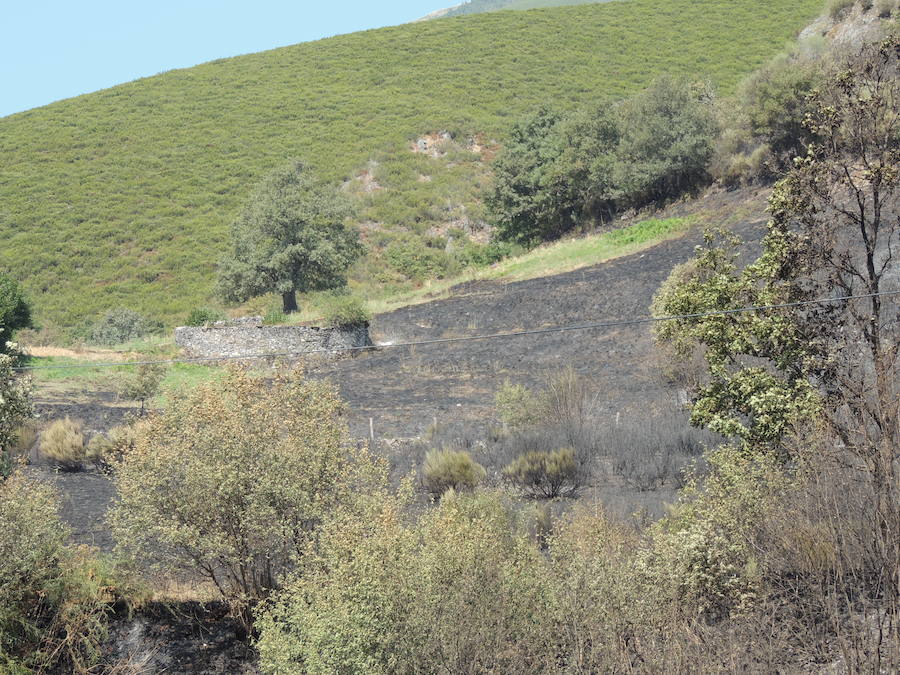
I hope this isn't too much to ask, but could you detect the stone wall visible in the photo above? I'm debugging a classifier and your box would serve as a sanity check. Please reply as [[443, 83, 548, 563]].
[[174, 317, 372, 360]]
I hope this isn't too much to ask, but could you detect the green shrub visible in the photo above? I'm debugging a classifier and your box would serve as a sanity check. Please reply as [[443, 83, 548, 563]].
[[116, 362, 167, 412], [385, 239, 455, 281], [0, 353, 34, 477], [263, 306, 286, 325], [0, 273, 32, 354], [109, 368, 382, 629], [0, 471, 113, 672], [257, 491, 553, 673], [184, 306, 225, 326], [494, 380, 540, 430], [86, 423, 139, 473], [829, 0, 856, 18], [40, 417, 86, 471], [502, 448, 581, 498], [422, 449, 486, 496], [321, 295, 371, 327], [88, 308, 162, 346]]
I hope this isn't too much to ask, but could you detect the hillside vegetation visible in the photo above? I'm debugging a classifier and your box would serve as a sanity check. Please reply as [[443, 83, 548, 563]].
[[0, 0, 824, 331], [439, 0, 616, 18]]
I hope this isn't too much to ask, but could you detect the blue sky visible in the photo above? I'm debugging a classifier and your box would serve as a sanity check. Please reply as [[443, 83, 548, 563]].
[[1, 1, 451, 118]]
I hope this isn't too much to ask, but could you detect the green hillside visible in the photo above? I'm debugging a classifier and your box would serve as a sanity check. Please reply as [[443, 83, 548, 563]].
[[0, 0, 824, 332], [440, 0, 615, 18]]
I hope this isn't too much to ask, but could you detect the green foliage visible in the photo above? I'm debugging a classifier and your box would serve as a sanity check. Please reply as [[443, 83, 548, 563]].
[[40, 417, 87, 471], [88, 308, 162, 346], [0, 0, 824, 329], [488, 78, 717, 244], [184, 306, 225, 326], [109, 368, 382, 627], [256, 490, 552, 673], [614, 77, 719, 208], [115, 363, 167, 411], [217, 160, 364, 313], [0, 273, 32, 354], [422, 449, 486, 496], [0, 471, 116, 673], [502, 448, 581, 498], [384, 238, 455, 281], [321, 295, 371, 328], [487, 106, 587, 245], [86, 423, 139, 474], [0, 353, 33, 476], [731, 53, 825, 168], [494, 380, 540, 429]]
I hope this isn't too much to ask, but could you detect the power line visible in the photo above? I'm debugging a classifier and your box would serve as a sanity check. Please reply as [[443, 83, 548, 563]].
[[12, 289, 900, 372]]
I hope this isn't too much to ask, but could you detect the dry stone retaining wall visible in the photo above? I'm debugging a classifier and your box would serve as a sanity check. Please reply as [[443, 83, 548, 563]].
[[174, 317, 372, 359]]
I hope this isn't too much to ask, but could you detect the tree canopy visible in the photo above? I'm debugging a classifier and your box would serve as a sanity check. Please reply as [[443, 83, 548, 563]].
[[217, 161, 364, 313]]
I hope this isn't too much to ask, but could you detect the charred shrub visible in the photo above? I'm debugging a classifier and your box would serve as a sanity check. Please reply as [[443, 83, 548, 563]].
[[503, 448, 582, 498]]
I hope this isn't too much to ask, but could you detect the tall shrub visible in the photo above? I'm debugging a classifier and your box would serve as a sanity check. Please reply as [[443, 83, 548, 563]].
[[109, 367, 381, 627]]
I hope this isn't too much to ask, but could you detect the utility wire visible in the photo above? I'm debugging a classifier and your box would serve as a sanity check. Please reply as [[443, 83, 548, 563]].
[[12, 289, 900, 372]]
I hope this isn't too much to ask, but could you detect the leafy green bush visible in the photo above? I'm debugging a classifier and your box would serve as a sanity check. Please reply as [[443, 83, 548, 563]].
[[422, 449, 486, 496], [0, 353, 34, 477], [321, 295, 371, 327], [494, 380, 540, 430], [115, 362, 167, 412], [109, 368, 381, 629], [257, 491, 552, 673], [88, 308, 162, 346], [489, 78, 717, 245], [185, 307, 225, 326], [263, 306, 286, 325], [502, 448, 581, 498], [40, 417, 86, 471], [0, 273, 32, 354], [0, 471, 114, 673], [86, 423, 139, 473], [385, 239, 456, 281]]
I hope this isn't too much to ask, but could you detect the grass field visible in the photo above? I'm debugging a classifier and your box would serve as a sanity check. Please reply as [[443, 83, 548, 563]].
[[0, 0, 824, 332]]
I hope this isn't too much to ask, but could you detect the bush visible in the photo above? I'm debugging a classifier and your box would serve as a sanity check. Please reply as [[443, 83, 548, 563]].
[[502, 448, 581, 498], [0, 353, 34, 477], [422, 449, 486, 496], [494, 380, 539, 430], [109, 368, 382, 629], [115, 362, 167, 412], [0, 273, 32, 354], [321, 295, 371, 327], [257, 491, 553, 673], [86, 423, 139, 473], [0, 471, 112, 672], [385, 239, 455, 281], [184, 306, 225, 326], [40, 417, 86, 471], [263, 305, 286, 325], [829, 0, 856, 18], [88, 308, 162, 346]]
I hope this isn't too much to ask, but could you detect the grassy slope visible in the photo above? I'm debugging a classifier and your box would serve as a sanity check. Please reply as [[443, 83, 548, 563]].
[[443, 0, 615, 17], [0, 0, 823, 330]]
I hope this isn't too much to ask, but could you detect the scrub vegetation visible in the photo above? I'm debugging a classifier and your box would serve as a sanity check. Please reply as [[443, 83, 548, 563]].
[[0, 0, 823, 332]]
